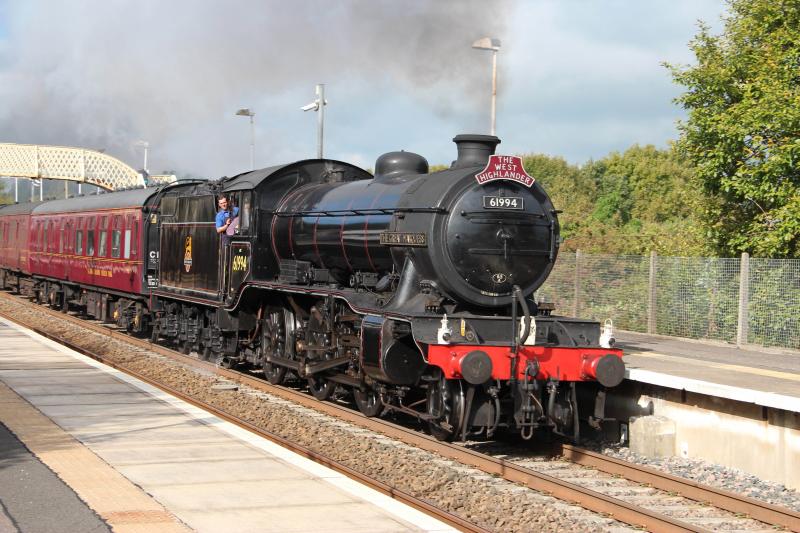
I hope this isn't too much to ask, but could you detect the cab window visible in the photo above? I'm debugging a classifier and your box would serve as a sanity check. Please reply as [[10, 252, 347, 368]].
[[226, 191, 252, 234]]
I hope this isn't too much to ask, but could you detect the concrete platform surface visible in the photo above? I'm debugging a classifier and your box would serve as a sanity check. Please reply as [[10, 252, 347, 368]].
[[0, 319, 455, 533], [0, 421, 112, 533], [618, 330, 800, 412]]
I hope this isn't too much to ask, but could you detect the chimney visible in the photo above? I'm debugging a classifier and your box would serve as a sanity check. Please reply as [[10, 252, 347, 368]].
[[451, 134, 501, 169]]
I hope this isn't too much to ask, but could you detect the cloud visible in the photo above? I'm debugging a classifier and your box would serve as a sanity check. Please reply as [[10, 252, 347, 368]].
[[0, 0, 508, 176], [0, 0, 727, 175]]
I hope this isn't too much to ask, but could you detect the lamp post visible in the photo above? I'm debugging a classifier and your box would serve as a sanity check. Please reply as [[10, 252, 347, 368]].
[[301, 84, 327, 158], [134, 140, 149, 173], [472, 37, 501, 136], [235, 108, 256, 170]]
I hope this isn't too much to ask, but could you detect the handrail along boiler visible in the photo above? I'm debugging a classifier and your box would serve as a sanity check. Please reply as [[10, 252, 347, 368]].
[[0, 134, 624, 442]]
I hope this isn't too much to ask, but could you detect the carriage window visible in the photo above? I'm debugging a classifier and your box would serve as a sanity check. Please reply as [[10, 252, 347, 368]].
[[98, 231, 107, 257], [130, 222, 138, 257], [68, 220, 75, 252], [87, 230, 95, 256], [43, 223, 48, 252], [111, 230, 121, 258], [59, 224, 64, 253], [63, 223, 71, 253], [76, 230, 84, 255], [123, 229, 131, 259], [126, 214, 137, 258]]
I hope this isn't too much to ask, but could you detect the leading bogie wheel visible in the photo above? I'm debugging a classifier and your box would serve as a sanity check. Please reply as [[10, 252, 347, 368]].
[[426, 375, 465, 441], [307, 375, 336, 400], [263, 361, 287, 385], [353, 386, 383, 417]]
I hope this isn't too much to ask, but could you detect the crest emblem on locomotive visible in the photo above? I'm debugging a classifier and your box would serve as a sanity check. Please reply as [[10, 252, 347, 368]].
[[183, 235, 193, 273], [491, 272, 508, 284], [475, 155, 535, 187]]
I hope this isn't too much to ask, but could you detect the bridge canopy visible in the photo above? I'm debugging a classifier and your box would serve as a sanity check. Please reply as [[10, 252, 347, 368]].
[[0, 143, 176, 191]]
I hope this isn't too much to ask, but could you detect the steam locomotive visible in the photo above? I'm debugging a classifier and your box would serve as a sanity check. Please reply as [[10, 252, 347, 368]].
[[0, 134, 624, 442]]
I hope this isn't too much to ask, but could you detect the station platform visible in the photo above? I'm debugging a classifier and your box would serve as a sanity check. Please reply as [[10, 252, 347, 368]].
[[0, 318, 454, 533], [618, 330, 800, 413]]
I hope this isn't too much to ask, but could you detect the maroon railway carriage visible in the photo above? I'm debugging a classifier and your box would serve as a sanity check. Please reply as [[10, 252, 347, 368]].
[[0, 202, 34, 282], [0, 189, 154, 320]]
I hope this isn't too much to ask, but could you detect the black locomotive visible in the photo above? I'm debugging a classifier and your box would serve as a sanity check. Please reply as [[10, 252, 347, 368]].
[[0, 134, 624, 442], [150, 133, 624, 441]]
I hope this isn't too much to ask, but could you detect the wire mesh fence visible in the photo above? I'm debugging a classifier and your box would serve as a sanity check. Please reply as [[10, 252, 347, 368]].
[[537, 251, 800, 351]]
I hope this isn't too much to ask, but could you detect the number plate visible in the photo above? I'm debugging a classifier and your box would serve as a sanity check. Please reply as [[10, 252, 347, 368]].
[[483, 196, 524, 210]]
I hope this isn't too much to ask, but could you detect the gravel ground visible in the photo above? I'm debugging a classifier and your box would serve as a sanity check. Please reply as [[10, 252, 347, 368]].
[[0, 298, 637, 533], [600, 443, 800, 513]]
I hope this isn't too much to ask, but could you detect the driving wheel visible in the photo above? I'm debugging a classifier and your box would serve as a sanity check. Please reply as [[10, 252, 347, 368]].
[[262, 308, 288, 385], [305, 306, 336, 400]]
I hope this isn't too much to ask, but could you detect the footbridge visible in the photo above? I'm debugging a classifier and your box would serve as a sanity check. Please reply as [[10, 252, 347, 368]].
[[0, 143, 176, 197]]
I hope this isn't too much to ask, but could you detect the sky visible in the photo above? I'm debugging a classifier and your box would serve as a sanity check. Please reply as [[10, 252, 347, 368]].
[[0, 0, 726, 179]]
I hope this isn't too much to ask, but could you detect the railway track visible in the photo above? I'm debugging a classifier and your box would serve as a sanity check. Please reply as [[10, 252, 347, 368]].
[[0, 290, 797, 533]]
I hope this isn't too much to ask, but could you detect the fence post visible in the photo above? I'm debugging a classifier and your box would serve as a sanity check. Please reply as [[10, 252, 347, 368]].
[[736, 252, 750, 347], [572, 249, 581, 317], [648, 250, 657, 334]]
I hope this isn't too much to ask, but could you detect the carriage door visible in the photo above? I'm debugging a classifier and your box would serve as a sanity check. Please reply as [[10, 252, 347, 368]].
[[86, 218, 97, 285], [145, 211, 160, 289]]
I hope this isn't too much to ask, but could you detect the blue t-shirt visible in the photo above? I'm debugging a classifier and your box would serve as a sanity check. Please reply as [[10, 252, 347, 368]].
[[215, 207, 240, 229]]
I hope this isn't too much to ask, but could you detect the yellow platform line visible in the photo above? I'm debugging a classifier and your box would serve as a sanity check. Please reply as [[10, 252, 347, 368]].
[[626, 351, 800, 383], [0, 382, 192, 533]]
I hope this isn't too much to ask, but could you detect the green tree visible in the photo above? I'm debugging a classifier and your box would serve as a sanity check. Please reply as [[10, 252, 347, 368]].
[[521, 147, 707, 256], [522, 154, 597, 246], [669, 0, 800, 257]]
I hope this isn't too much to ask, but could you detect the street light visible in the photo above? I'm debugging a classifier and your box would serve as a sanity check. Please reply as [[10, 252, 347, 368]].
[[134, 140, 149, 173], [472, 37, 501, 136], [235, 108, 256, 170], [301, 84, 327, 158]]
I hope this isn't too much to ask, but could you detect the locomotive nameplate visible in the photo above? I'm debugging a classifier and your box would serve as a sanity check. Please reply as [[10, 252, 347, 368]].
[[483, 196, 524, 210], [379, 232, 427, 247], [475, 155, 535, 187]]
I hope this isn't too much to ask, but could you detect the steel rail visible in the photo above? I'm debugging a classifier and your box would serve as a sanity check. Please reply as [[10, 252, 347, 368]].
[[558, 444, 800, 531], [0, 301, 485, 533], [2, 291, 797, 532]]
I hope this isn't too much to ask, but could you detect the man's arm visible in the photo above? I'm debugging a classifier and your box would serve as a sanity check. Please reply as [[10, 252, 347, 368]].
[[216, 212, 231, 234]]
